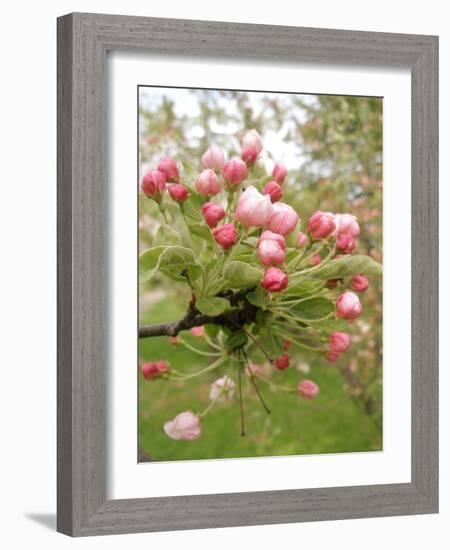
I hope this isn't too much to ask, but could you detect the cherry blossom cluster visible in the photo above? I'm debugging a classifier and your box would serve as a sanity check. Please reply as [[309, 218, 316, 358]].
[[139, 129, 378, 441]]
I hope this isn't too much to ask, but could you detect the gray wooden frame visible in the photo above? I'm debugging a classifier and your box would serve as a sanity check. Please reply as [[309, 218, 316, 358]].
[[57, 12, 439, 537]]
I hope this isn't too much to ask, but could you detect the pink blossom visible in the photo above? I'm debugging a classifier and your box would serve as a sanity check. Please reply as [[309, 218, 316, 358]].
[[274, 354, 290, 370], [307, 210, 336, 239], [258, 237, 286, 266], [235, 185, 273, 227], [247, 363, 265, 377], [329, 331, 351, 353], [297, 379, 320, 399], [201, 144, 225, 170], [141, 170, 166, 199], [209, 375, 235, 401], [268, 202, 299, 236], [258, 230, 286, 248], [261, 266, 288, 292], [195, 169, 221, 196], [157, 157, 179, 182], [213, 223, 237, 250], [310, 254, 321, 266], [141, 360, 169, 380], [190, 326, 205, 337], [168, 183, 189, 202], [263, 180, 283, 202], [201, 202, 226, 228], [163, 411, 201, 441], [296, 232, 308, 247], [257, 231, 286, 266], [241, 146, 258, 166], [334, 213, 360, 237], [350, 273, 369, 292], [242, 129, 263, 156], [222, 159, 248, 186], [337, 234, 356, 254], [336, 291, 362, 321], [272, 164, 287, 184], [326, 350, 341, 363]]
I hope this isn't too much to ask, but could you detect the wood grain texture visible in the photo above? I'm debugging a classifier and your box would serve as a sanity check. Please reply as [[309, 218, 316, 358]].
[[57, 12, 439, 536]]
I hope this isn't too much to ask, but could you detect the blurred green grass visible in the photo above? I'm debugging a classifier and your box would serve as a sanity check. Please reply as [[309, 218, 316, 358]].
[[139, 296, 382, 461]]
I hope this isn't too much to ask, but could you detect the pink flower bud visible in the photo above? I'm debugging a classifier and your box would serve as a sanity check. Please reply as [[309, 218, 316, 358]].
[[326, 350, 341, 363], [329, 331, 351, 353], [336, 291, 362, 321], [235, 185, 273, 227], [190, 326, 205, 337], [261, 266, 288, 292], [212, 223, 237, 250], [169, 336, 180, 346], [263, 180, 283, 202], [307, 210, 336, 239], [310, 254, 321, 266], [272, 163, 287, 184], [296, 232, 308, 247], [242, 129, 263, 156], [274, 354, 290, 370], [163, 411, 201, 440], [247, 363, 265, 377], [141, 170, 166, 199], [209, 375, 235, 401], [222, 159, 248, 186], [195, 169, 221, 196], [168, 183, 189, 202], [241, 147, 258, 166], [258, 230, 286, 248], [201, 144, 225, 170], [298, 379, 319, 399], [284, 340, 292, 351], [350, 273, 369, 292], [201, 202, 226, 228], [334, 213, 360, 237], [141, 360, 169, 380], [257, 237, 286, 266], [336, 234, 356, 254], [157, 157, 179, 183], [268, 202, 299, 236]]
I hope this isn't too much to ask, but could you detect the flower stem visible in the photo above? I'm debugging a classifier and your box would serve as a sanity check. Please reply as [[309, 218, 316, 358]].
[[178, 338, 223, 357], [238, 364, 246, 436], [170, 354, 228, 381]]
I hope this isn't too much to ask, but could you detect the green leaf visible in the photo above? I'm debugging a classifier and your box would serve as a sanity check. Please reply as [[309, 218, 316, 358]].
[[139, 245, 167, 283], [226, 330, 248, 350], [282, 279, 325, 298], [196, 296, 230, 316], [153, 224, 180, 246], [247, 287, 270, 309], [139, 245, 199, 283], [223, 261, 263, 289], [310, 255, 382, 280], [287, 296, 335, 321], [205, 324, 220, 338]]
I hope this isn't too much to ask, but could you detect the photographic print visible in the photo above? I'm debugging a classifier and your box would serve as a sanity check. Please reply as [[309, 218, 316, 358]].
[[138, 86, 382, 462]]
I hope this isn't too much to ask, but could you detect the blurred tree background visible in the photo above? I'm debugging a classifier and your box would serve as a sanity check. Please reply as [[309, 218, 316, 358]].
[[139, 88, 382, 461]]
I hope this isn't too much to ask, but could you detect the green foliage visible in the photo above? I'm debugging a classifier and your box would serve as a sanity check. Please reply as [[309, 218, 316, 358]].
[[310, 255, 382, 280], [196, 296, 230, 316], [222, 261, 264, 290], [284, 297, 335, 321]]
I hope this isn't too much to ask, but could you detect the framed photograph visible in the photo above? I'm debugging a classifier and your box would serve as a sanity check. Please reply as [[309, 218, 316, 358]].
[[57, 13, 438, 536]]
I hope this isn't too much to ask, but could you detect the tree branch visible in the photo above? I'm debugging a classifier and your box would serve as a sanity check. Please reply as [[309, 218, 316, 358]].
[[139, 289, 258, 339]]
